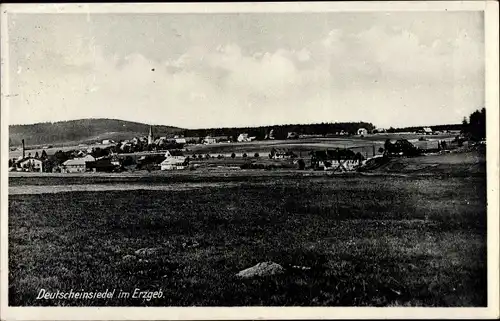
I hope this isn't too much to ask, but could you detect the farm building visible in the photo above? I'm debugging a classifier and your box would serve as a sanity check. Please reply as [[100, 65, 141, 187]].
[[62, 158, 87, 173], [164, 149, 186, 159], [310, 149, 364, 171], [161, 150, 187, 170], [183, 136, 200, 144], [102, 139, 116, 145], [18, 158, 43, 172], [270, 148, 297, 159], [203, 136, 217, 144], [237, 133, 250, 142], [160, 158, 186, 170], [419, 127, 433, 135], [357, 128, 368, 136], [160, 150, 186, 170], [175, 138, 187, 144], [213, 136, 231, 143]]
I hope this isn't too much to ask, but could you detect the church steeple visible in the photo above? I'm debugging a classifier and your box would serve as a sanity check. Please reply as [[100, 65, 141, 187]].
[[148, 125, 153, 145]]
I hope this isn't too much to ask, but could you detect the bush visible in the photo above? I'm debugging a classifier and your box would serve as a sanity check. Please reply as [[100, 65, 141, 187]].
[[297, 159, 305, 170], [231, 153, 236, 159], [242, 153, 247, 158], [378, 147, 384, 154], [254, 152, 260, 158]]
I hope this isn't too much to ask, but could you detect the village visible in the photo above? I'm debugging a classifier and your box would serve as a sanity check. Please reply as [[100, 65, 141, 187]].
[[8, 123, 465, 175]]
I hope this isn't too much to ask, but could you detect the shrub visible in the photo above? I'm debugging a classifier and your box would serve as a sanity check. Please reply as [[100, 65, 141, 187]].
[[231, 153, 236, 159], [297, 159, 305, 170], [242, 153, 248, 158], [254, 152, 260, 158]]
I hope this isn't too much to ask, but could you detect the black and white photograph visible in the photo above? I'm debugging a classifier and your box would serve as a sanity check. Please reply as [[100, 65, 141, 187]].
[[1, 2, 498, 320]]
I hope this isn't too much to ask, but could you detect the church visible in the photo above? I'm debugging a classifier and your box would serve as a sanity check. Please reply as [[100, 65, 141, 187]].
[[148, 125, 153, 145]]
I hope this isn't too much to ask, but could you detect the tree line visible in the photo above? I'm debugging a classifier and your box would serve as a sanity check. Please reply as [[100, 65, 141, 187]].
[[386, 124, 463, 133], [461, 107, 486, 141], [182, 122, 376, 140]]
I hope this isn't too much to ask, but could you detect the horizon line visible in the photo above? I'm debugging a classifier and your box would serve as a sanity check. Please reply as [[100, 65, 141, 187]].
[[8, 117, 462, 130]]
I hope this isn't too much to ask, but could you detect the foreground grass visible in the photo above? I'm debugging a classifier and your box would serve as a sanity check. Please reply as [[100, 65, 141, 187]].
[[9, 174, 486, 306]]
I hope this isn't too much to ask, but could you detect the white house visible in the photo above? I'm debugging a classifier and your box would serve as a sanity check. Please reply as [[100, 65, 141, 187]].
[[19, 158, 43, 172], [102, 139, 115, 145], [203, 136, 217, 144], [237, 133, 248, 142], [62, 158, 87, 173], [237, 133, 256, 142], [175, 138, 187, 144], [423, 127, 433, 135], [160, 158, 186, 170], [357, 128, 368, 136], [161, 150, 186, 170]]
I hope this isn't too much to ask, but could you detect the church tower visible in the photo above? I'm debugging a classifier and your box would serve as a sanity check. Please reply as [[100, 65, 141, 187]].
[[148, 125, 153, 145]]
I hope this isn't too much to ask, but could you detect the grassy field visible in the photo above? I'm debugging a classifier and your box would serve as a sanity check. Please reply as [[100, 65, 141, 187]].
[[8, 153, 486, 307]]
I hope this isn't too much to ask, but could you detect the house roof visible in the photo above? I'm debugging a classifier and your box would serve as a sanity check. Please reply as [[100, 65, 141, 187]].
[[161, 157, 185, 165], [82, 155, 96, 161], [168, 150, 185, 156], [63, 158, 87, 166], [19, 157, 42, 164]]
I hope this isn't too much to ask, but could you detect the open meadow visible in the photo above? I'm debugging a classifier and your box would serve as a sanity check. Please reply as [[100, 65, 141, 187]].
[[8, 150, 487, 307]]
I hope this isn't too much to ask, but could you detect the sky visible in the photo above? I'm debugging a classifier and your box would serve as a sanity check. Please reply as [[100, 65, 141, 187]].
[[7, 11, 484, 129]]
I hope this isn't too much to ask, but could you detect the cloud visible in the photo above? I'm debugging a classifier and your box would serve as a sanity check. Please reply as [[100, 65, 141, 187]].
[[8, 17, 484, 129]]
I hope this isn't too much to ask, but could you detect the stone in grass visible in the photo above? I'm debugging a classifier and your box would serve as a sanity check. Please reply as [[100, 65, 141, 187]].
[[134, 248, 159, 257], [122, 254, 137, 262], [236, 261, 285, 279]]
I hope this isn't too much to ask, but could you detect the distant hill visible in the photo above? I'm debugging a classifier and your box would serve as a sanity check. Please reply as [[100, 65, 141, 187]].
[[9, 119, 183, 147]]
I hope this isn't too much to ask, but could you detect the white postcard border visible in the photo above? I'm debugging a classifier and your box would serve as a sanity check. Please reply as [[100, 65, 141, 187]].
[[1, 1, 498, 320]]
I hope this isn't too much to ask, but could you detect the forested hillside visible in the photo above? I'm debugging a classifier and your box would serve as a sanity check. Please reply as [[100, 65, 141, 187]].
[[9, 119, 183, 146]]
